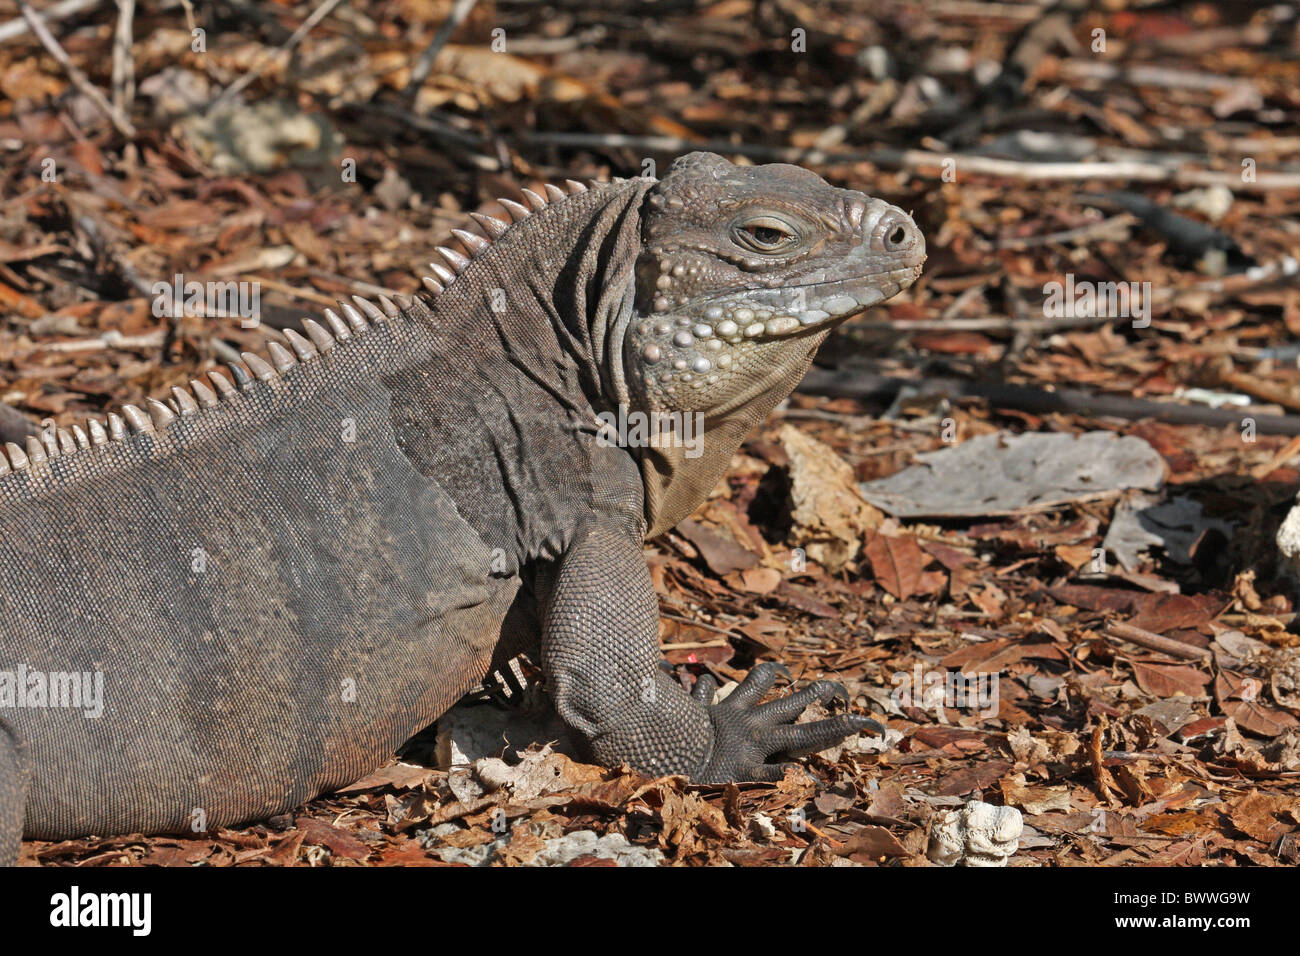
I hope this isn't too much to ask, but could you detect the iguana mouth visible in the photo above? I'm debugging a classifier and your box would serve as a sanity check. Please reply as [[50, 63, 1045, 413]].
[[748, 261, 927, 339], [680, 259, 925, 343]]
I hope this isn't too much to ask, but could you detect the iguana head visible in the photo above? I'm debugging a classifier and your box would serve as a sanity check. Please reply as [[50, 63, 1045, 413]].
[[626, 151, 925, 416], [619, 151, 925, 534]]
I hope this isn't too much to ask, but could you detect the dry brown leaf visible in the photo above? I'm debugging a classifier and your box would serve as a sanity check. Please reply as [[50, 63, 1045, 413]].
[[1227, 792, 1299, 844], [862, 531, 928, 601], [1130, 661, 1212, 699], [835, 825, 910, 862]]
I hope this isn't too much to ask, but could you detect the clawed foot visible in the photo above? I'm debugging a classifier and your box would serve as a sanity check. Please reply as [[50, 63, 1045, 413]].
[[693, 661, 883, 782]]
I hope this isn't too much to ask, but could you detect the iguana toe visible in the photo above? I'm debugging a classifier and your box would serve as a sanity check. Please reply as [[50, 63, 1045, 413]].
[[690, 671, 719, 703], [697, 665, 883, 782]]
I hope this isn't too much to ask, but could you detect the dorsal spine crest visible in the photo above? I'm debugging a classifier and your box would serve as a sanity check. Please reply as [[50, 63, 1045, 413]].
[[0, 176, 599, 478]]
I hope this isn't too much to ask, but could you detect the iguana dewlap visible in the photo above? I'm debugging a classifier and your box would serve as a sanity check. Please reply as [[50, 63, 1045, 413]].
[[0, 152, 924, 861]]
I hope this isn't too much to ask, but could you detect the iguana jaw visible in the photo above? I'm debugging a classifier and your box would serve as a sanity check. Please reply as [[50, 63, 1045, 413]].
[[689, 260, 926, 341]]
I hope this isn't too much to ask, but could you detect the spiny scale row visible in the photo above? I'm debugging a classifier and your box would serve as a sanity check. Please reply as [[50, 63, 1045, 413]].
[[0, 293, 400, 478], [0, 176, 593, 479], [420, 178, 587, 295]]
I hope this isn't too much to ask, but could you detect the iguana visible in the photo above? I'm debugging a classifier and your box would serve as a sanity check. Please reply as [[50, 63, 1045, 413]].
[[0, 152, 925, 862]]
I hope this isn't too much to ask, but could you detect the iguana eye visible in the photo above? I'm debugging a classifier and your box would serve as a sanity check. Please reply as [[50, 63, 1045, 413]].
[[732, 216, 797, 252]]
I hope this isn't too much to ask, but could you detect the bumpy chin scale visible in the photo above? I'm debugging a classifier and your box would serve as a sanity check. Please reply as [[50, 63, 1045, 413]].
[[626, 262, 924, 412], [624, 279, 890, 413]]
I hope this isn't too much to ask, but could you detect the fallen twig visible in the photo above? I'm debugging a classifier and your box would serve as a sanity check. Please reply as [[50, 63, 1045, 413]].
[[513, 132, 1300, 191], [0, 0, 98, 45], [110, 0, 134, 119], [1104, 622, 1211, 662], [24, 329, 166, 354], [209, 337, 243, 366], [986, 213, 1137, 250], [797, 369, 1300, 436], [18, 0, 135, 137], [404, 0, 481, 97], [1249, 434, 1300, 480], [877, 313, 1125, 334], [301, 268, 405, 300]]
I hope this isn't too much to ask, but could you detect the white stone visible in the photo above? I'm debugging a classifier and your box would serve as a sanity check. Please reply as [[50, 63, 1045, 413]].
[[1276, 491, 1300, 580]]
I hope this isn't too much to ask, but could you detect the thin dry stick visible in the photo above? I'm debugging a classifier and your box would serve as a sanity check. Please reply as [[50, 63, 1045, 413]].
[[208, 0, 346, 111], [987, 213, 1138, 250], [404, 0, 481, 97], [796, 368, 1300, 437], [875, 313, 1123, 333], [1220, 370, 1300, 414], [0, 0, 98, 45], [176, 0, 196, 33], [18, 0, 135, 137], [209, 337, 243, 365], [111, 0, 135, 118], [1061, 60, 1261, 93], [301, 267, 404, 299], [25, 329, 166, 355], [237, 274, 339, 308], [515, 131, 1300, 191], [1249, 434, 1300, 480], [1104, 622, 1211, 662]]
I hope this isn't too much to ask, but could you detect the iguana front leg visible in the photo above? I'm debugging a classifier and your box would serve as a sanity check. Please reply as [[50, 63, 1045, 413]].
[[540, 522, 881, 782]]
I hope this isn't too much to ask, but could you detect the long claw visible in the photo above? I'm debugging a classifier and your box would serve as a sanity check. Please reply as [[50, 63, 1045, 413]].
[[823, 681, 850, 706], [697, 660, 883, 782], [853, 714, 885, 737]]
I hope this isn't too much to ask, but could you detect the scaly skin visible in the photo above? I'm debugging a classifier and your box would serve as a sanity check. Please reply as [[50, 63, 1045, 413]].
[[0, 152, 923, 861]]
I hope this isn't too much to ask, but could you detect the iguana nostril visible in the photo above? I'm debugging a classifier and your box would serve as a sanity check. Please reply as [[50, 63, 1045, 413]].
[[886, 224, 909, 249]]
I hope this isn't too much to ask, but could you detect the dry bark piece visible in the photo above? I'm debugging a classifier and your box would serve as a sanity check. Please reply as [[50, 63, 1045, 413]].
[[776, 424, 883, 573], [860, 431, 1164, 518]]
